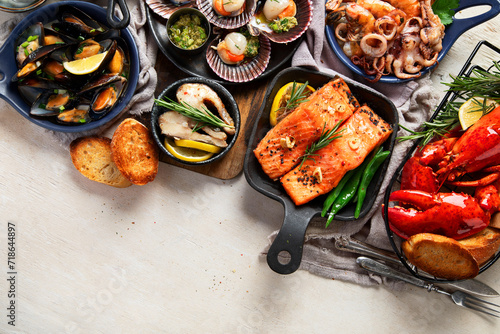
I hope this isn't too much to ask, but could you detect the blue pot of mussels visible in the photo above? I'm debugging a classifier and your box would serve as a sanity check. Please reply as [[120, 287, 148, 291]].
[[0, 1, 139, 133]]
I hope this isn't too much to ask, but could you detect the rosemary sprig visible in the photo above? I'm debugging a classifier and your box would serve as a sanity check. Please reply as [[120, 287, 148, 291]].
[[154, 97, 233, 130], [397, 61, 500, 146], [444, 61, 500, 98], [398, 101, 461, 147], [281, 81, 311, 113], [298, 120, 344, 170]]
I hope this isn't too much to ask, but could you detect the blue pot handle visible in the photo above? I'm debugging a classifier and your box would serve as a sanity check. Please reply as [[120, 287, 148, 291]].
[[441, 0, 500, 56], [107, 0, 130, 29], [0, 34, 28, 117]]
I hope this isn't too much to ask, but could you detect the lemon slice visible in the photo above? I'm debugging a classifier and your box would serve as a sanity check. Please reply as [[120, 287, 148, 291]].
[[270, 82, 315, 126], [63, 51, 108, 75], [174, 139, 223, 154], [164, 138, 214, 162], [459, 97, 498, 130]]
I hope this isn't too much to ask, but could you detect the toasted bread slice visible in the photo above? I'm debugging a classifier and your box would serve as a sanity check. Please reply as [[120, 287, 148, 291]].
[[70, 136, 132, 188], [490, 212, 500, 229], [458, 227, 500, 266], [111, 118, 159, 185], [402, 233, 479, 280]]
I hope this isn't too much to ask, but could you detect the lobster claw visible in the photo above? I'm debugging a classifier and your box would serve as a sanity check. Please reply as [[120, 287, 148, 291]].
[[387, 190, 490, 240]]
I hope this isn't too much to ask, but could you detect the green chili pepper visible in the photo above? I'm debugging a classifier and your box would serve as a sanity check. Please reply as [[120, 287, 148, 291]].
[[325, 158, 371, 228], [354, 148, 390, 218], [321, 169, 355, 217]]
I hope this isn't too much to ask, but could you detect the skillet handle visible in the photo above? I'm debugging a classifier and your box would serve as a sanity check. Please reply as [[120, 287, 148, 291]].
[[443, 0, 500, 51], [266, 204, 317, 275], [107, 0, 130, 30]]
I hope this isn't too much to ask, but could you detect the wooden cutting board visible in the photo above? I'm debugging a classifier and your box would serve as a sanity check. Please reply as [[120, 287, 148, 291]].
[[154, 51, 282, 180]]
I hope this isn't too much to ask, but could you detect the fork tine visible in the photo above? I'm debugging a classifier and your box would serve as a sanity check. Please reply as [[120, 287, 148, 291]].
[[465, 293, 500, 308], [462, 301, 500, 318], [460, 292, 500, 318]]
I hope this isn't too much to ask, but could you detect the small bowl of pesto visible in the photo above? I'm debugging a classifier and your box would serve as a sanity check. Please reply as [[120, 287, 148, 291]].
[[166, 8, 211, 55]]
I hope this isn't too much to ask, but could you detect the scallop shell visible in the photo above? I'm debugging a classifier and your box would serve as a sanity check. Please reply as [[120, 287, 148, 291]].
[[206, 34, 271, 83], [196, 0, 257, 29], [248, 0, 313, 43], [145, 0, 195, 19]]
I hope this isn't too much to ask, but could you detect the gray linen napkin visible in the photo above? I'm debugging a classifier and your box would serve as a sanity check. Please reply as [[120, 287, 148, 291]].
[[263, 0, 441, 286], [0, 0, 158, 147]]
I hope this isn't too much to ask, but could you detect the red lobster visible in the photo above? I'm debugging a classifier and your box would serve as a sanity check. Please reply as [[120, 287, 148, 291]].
[[387, 106, 500, 240]]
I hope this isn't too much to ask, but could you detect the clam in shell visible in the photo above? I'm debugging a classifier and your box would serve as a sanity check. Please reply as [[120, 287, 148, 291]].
[[206, 33, 271, 83], [248, 0, 312, 43], [196, 0, 257, 29]]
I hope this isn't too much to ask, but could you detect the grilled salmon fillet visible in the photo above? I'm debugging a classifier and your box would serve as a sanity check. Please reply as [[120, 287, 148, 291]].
[[280, 106, 393, 206], [254, 78, 360, 180]]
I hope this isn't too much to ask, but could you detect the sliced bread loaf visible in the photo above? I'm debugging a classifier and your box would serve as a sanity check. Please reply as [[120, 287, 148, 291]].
[[402, 233, 479, 280], [70, 136, 133, 188], [111, 118, 159, 185], [458, 227, 500, 266]]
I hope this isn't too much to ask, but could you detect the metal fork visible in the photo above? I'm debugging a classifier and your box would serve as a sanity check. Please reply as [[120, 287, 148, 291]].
[[335, 236, 499, 297], [356, 256, 500, 318]]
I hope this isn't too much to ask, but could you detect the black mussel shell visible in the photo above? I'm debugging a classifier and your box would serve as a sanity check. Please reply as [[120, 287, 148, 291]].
[[52, 5, 107, 40]]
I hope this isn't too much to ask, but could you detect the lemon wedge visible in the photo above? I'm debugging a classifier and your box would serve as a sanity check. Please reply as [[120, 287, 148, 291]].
[[164, 138, 214, 162], [270, 82, 315, 126], [459, 97, 498, 130], [63, 51, 108, 75], [174, 139, 223, 154]]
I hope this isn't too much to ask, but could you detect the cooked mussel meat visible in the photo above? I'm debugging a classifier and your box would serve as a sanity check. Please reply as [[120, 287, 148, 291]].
[[79, 74, 127, 120], [16, 22, 44, 67], [30, 89, 74, 117], [57, 104, 91, 124], [13, 43, 68, 81]]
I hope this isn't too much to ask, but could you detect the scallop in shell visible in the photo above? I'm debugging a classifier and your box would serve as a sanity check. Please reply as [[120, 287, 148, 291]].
[[145, 0, 195, 19], [247, 0, 312, 43], [206, 33, 271, 83], [197, 0, 257, 29]]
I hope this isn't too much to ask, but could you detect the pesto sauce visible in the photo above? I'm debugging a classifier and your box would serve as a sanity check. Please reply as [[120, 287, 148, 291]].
[[168, 14, 208, 50], [269, 17, 298, 33]]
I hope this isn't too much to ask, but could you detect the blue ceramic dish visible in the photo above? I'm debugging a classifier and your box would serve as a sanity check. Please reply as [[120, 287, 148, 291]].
[[325, 0, 500, 83], [0, 1, 139, 133]]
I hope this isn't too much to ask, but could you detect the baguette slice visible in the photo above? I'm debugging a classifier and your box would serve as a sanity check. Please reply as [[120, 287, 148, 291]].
[[458, 227, 500, 266], [402, 233, 479, 280], [111, 118, 159, 185], [70, 136, 132, 188], [490, 212, 500, 229]]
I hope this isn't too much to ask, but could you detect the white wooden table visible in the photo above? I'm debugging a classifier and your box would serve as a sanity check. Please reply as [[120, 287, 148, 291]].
[[1, 1, 499, 333]]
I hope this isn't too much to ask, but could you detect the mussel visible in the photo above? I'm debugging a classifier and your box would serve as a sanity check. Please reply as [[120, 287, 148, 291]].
[[51, 5, 106, 39], [15, 22, 45, 67], [80, 74, 127, 120]]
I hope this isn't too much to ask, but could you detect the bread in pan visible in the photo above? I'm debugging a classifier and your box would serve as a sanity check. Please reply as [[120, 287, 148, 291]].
[[402, 233, 479, 280], [458, 227, 500, 266]]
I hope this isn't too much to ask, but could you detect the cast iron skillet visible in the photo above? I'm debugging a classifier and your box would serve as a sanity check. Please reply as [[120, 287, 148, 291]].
[[325, 0, 500, 83], [0, 1, 139, 133], [244, 67, 399, 274]]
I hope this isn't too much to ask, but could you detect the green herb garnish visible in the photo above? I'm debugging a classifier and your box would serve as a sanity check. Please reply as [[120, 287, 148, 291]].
[[397, 61, 500, 146], [283, 81, 311, 113], [298, 121, 344, 170], [154, 97, 234, 130], [432, 0, 460, 26]]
